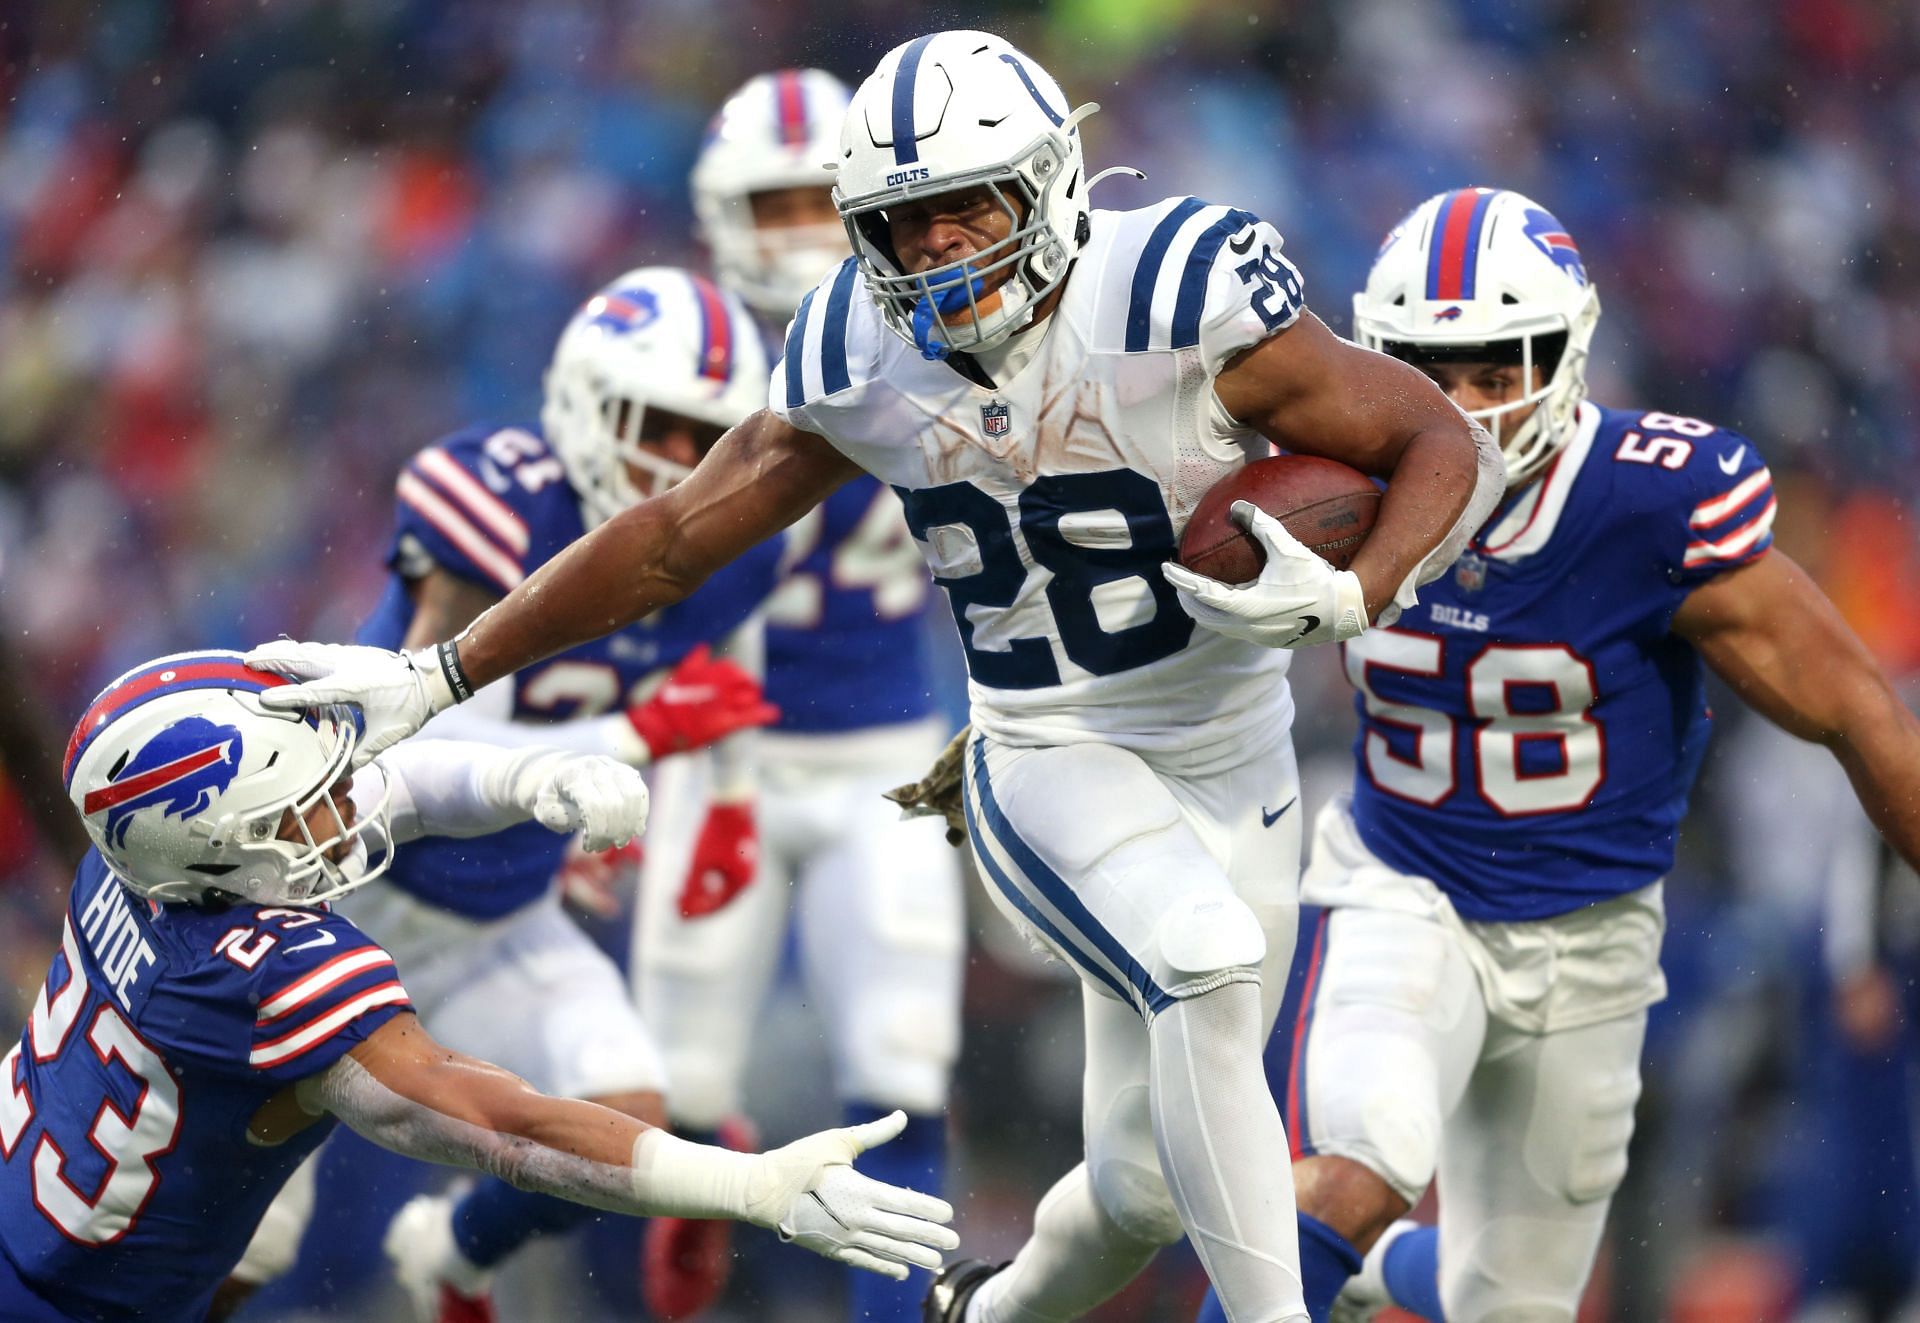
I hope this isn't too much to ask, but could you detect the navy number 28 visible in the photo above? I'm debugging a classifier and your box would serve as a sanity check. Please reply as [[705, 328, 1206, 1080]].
[[897, 470, 1192, 689]]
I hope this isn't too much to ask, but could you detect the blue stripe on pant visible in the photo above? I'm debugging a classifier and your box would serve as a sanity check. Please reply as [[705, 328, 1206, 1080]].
[[964, 739, 1174, 1015]]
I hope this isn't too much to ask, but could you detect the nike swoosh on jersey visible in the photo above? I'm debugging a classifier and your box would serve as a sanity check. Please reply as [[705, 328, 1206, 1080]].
[[284, 931, 337, 955], [1261, 797, 1297, 828], [1228, 228, 1257, 255], [1717, 445, 1746, 475]]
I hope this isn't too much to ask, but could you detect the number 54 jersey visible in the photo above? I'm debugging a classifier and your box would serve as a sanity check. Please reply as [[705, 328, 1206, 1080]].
[[1344, 401, 1775, 922], [774, 197, 1308, 775]]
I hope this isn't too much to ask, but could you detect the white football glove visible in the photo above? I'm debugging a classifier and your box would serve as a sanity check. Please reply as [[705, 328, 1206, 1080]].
[[512, 752, 650, 852], [1161, 501, 1370, 648], [748, 1112, 959, 1279], [246, 641, 456, 767]]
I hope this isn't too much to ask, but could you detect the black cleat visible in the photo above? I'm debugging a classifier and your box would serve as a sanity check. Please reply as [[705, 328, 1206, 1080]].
[[922, 1258, 1008, 1323]]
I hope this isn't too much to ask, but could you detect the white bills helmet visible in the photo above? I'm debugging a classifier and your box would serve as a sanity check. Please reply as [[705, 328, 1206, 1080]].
[[542, 267, 769, 526], [693, 68, 853, 319], [835, 30, 1117, 359], [63, 651, 392, 907], [1353, 188, 1601, 487]]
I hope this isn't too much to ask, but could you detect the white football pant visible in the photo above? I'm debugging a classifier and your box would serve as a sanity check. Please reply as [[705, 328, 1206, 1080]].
[[1295, 797, 1664, 1323]]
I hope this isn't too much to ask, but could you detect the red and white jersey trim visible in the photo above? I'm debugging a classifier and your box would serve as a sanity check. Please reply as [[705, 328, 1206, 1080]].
[[1690, 469, 1772, 529], [1684, 497, 1776, 567], [249, 983, 409, 1069], [397, 471, 526, 592], [1482, 403, 1601, 561], [255, 948, 395, 1026], [414, 448, 530, 555]]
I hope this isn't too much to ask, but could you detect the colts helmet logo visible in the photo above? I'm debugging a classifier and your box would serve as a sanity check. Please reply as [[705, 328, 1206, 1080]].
[[981, 400, 1011, 439], [83, 716, 245, 848], [1521, 207, 1587, 287], [584, 286, 662, 335]]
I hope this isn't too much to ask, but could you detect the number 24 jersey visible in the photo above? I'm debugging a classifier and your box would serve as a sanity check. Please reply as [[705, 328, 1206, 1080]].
[[1346, 401, 1776, 921]]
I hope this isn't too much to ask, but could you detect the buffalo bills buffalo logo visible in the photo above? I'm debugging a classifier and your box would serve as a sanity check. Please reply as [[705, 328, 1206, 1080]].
[[1433, 306, 1463, 322], [1521, 208, 1588, 287], [585, 287, 662, 335], [83, 717, 245, 848]]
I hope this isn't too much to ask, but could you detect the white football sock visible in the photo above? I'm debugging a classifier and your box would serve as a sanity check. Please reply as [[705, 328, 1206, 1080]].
[[968, 1165, 1162, 1323], [1150, 982, 1308, 1323]]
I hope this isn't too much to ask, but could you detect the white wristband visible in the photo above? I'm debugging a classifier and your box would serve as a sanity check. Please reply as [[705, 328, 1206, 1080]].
[[628, 1129, 759, 1222]]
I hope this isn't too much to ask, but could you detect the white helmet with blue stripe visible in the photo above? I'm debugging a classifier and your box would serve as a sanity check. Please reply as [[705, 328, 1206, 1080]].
[[1352, 187, 1601, 487], [692, 68, 853, 319], [542, 266, 769, 525], [834, 30, 1116, 359], [64, 651, 392, 907]]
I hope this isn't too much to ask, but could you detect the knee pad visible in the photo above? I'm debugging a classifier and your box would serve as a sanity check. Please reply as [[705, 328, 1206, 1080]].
[[1148, 893, 1267, 998], [1543, 1059, 1640, 1204], [1090, 1153, 1185, 1247]]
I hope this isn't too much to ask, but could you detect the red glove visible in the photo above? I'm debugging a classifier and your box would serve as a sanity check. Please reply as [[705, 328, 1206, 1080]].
[[678, 802, 758, 918], [626, 645, 780, 760], [555, 838, 643, 918]]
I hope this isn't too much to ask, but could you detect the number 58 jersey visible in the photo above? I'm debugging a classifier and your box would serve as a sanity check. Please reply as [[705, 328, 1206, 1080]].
[[1344, 402, 1776, 922], [773, 197, 1308, 774]]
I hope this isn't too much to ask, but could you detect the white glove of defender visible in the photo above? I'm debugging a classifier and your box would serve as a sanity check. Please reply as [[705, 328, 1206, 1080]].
[[1161, 501, 1370, 648], [515, 753, 649, 852], [247, 641, 455, 767], [748, 1111, 958, 1278]]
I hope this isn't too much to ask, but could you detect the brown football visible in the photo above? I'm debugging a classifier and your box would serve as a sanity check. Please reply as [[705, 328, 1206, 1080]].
[[1178, 455, 1381, 585]]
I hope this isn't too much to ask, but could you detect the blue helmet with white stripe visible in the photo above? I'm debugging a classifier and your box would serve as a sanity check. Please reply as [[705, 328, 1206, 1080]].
[[1353, 188, 1601, 487], [63, 651, 391, 907], [834, 31, 1114, 358], [542, 266, 770, 525], [692, 69, 853, 319]]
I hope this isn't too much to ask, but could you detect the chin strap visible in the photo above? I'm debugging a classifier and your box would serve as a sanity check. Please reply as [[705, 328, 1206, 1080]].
[[911, 273, 988, 361]]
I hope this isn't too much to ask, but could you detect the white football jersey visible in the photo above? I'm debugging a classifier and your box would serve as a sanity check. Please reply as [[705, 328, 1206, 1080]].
[[773, 197, 1308, 773]]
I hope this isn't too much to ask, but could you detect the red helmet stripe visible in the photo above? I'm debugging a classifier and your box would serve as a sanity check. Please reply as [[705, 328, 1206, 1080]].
[[775, 69, 808, 148], [689, 274, 734, 384], [64, 662, 287, 784]]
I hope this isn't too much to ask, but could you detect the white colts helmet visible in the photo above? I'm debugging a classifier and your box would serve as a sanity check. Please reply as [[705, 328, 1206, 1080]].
[[835, 30, 1111, 359], [541, 266, 769, 526], [63, 651, 392, 907], [693, 68, 854, 319], [1353, 188, 1601, 487]]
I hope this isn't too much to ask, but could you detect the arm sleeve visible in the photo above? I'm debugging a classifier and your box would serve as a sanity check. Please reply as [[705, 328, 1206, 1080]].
[[370, 739, 598, 842]]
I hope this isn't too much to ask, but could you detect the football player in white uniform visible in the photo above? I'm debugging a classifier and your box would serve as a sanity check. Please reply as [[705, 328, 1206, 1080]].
[[1185, 190, 1920, 1323], [244, 30, 1505, 1323], [634, 69, 966, 1323]]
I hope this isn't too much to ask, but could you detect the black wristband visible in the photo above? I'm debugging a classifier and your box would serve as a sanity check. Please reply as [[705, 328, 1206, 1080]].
[[436, 640, 474, 704]]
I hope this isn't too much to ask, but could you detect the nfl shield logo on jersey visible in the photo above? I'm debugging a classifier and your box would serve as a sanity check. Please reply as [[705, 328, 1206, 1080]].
[[981, 400, 1011, 438], [1455, 549, 1488, 593]]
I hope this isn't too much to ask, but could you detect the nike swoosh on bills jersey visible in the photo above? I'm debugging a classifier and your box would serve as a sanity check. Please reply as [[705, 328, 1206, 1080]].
[[283, 931, 337, 955], [1717, 445, 1746, 475]]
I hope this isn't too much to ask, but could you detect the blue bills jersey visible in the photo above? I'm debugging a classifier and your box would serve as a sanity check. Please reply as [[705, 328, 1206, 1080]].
[[0, 855, 409, 1322], [1346, 402, 1777, 921], [356, 423, 783, 920], [762, 474, 937, 732]]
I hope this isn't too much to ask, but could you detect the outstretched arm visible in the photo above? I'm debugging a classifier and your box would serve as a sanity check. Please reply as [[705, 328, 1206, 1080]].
[[1673, 551, 1920, 870], [299, 1012, 955, 1278], [1215, 311, 1504, 619]]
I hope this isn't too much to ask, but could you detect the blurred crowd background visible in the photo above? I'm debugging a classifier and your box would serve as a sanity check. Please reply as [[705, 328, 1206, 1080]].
[[3, 0, 1920, 1319]]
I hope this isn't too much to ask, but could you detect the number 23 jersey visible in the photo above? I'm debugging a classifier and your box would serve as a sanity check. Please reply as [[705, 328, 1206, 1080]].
[[773, 197, 1308, 774], [1345, 401, 1776, 921]]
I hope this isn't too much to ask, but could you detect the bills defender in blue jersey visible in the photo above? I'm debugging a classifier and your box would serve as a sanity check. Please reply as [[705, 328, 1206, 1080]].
[[3, 651, 953, 1322], [631, 68, 963, 1323], [233, 267, 786, 1323], [244, 31, 1505, 1323], [1192, 189, 1920, 1323]]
